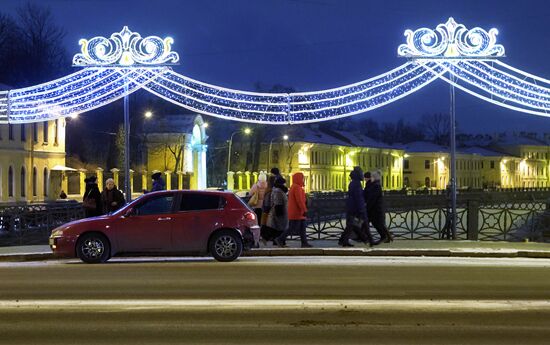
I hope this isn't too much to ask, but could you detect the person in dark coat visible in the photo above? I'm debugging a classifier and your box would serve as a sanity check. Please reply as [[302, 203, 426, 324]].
[[260, 175, 283, 245], [338, 166, 372, 247], [83, 176, 102, 218], [151, 172, 166, 192], [365, 170, 393, 244], [101, 178, 126, 214], [270, 167, 288, 193]]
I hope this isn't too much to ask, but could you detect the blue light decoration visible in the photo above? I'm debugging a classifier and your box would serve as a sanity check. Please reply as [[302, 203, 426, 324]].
[[0, 19, 548, 125]]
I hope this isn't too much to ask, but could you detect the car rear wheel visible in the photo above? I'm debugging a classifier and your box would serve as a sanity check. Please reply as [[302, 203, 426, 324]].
[[210, 230, 243, 262], [76, 233, 110, 264]]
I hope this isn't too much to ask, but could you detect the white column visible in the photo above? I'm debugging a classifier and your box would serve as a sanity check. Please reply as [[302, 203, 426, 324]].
[[198, 144, 207, 189]]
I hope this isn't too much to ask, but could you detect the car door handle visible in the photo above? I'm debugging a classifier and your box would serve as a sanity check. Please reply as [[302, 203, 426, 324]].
[[157, 217, 172, 221]]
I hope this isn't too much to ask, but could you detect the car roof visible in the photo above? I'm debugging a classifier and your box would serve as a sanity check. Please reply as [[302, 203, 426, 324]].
[[143, 190, 236, 197]]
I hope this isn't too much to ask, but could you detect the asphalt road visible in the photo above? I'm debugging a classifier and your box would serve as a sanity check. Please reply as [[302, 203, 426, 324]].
[[1, 256, 550, 344]]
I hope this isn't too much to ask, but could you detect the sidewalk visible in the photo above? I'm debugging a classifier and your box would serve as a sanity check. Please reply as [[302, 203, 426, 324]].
[[1, 240, 550, 261]]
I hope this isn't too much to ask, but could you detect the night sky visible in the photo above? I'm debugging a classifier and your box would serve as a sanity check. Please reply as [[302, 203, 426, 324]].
[[3, 0, 550, 133]]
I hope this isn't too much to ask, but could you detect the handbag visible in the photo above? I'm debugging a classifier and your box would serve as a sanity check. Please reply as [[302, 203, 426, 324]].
[[82, 190, 97, 210], [248, 191, 259, 206], [349, 216, 363, 228]]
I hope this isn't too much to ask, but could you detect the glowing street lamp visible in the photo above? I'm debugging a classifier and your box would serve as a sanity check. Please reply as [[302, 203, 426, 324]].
[[144, 111, 153, 119], [268, 134, 289, 171], [227, 128, 252, 173]]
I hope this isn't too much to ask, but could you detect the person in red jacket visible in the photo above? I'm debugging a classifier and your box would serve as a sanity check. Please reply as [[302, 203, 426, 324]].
[[274, 172, 313, 248]]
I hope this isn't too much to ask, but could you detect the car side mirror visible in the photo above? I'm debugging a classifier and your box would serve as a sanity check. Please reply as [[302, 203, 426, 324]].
[[123, 208, 135, 218]]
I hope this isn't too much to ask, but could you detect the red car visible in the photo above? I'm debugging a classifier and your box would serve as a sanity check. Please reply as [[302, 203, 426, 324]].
[[49, 190, 259, 263]]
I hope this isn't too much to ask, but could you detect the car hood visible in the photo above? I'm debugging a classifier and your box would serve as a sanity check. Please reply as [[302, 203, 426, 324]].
[[54, 215, 112, 234]]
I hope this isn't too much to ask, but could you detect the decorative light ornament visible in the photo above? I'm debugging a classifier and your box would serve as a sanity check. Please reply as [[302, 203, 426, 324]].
[[73, 26, 179, 66], [1, 20, 548, 125], [397, 17, 505, 58]]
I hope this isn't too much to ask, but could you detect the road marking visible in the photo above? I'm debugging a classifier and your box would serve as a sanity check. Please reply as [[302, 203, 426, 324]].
[[1, 299, 550, 310]]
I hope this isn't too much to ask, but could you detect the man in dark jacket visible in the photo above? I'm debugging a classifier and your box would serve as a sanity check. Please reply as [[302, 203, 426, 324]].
[[338, 167, 372, 247], [151, 172, 166, 192], [83, 176, 102, 218], [365, 170, 393, 244]]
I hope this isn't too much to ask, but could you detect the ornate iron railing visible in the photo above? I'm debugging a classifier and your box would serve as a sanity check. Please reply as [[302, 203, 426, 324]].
[[0, 201, 84, 246], [305, 190, 550, 241], [0, 189, 548, 246]]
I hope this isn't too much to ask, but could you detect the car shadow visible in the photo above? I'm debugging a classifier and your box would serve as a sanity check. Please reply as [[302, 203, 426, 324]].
[[65, 256, 217, 264]]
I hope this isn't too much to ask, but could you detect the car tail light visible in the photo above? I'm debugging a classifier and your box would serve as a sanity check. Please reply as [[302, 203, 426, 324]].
[[244, 211, 256, 221]]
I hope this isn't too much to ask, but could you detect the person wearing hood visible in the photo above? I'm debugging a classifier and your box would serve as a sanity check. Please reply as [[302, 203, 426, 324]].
[[151, 172, 166, 192], [248, 171, 268, 221], [275, 172, 312, 248], [101, 178, 126, 214], [365, 170, 393, 244], [338, 166, 372, 247], [270, 167, 288, 194], [268, 175, 289, 246], [82, 176, 102, 218]]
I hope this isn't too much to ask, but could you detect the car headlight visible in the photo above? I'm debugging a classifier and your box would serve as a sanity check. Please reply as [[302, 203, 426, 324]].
[[51, 229, 65, 237]]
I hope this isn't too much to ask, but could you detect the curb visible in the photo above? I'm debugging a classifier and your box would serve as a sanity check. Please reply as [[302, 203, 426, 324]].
[[1, 249, 550, 262], [0, 253, 54, 262]]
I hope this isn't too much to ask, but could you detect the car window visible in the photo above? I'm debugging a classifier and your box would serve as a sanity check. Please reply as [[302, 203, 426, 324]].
[[180, 194, 224, 211], [136, 195, 174, 216]]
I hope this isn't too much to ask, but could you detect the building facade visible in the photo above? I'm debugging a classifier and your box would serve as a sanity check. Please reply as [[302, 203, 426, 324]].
[[144, 114, 208, 190], [0, 120, 67, 202], [240, 127, 405, 192]]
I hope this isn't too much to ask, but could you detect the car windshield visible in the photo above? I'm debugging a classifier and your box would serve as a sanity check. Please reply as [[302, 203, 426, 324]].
[[111, 194, 149, 215]]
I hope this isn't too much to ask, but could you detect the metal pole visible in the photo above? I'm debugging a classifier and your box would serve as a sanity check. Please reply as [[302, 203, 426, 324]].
[[123, 80, 131, 202], [268, 139, 273, 172], [227, 133, 234, 174], [449, 72, 457, 239]]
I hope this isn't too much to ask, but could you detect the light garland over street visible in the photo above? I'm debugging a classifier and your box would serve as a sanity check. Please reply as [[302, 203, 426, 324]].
[[1, 18, 548, 124]]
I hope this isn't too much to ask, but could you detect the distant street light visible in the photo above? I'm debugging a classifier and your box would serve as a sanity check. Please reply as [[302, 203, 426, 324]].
[[203, 122, 209, 128], [144, 111, 153, 119], [227, 128, 252, 174], [268, 134, 289, 171]]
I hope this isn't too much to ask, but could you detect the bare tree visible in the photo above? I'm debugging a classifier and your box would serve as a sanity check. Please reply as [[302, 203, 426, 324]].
[[418, 113, 451, 146], [0, 3, 69, 87], [16, 2, 69, 85]]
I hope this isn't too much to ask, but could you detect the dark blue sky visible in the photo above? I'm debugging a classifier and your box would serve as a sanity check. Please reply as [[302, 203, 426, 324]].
[[3, 0, 550, 133]]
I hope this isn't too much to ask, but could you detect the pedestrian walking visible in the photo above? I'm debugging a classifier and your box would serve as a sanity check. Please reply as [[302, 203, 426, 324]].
[[270, 167, 288, 193], [101, 178, 126, 214], [276, 172, 312, 248], [151, 172, 166, 192], [260, 175, 282, 245], [82, 176, 102, 218], [365, 170, 393, 244], [248, 171, 267, 221], [338, 166, 372, 247], [268, 176, 289, 247]]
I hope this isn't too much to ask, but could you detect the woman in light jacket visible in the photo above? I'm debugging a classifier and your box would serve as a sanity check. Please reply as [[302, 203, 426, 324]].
[[248, 172, 267, 221]]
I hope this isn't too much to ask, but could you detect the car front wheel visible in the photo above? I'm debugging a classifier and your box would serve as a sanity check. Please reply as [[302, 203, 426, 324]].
[[76, 233, 110, 264], [210, 230, 243, 262]]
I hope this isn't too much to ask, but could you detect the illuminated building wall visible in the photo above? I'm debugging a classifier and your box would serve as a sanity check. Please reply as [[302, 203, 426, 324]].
[[0, 120, 67, 202]]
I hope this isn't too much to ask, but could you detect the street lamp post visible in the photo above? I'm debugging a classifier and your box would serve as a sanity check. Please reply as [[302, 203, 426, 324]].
[[227, 128, 251, 174], [268, 135, 289, 171]]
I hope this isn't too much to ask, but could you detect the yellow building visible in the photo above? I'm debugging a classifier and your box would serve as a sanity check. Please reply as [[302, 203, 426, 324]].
[[144, 114, 208, 190], [402, 142, 486, 190], [0, 120, 67, 202], [460, 147, 521, 189], [403, 138, 550, 190], [491, 136, 550, 188], [257, 127, 404, 192]]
